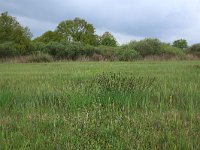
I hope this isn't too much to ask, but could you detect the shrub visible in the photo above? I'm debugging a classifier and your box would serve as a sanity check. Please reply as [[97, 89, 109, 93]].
[[55, 42, 84, 59], [65, 42, 87, 59], [116, 47, 140, 61], [188, 43, 200, 57], [159, 44, 186, 58], [97, 46, 118, 60], [31, 42, 47, 53], [45, 42, 65, 57], [81, 45, 99, 56], [0, 42, 18, 57], [133, 38, 162, 57], [189, 43, 200, 52]]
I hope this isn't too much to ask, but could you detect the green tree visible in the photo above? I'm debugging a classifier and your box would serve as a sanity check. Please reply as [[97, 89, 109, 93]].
[[172, 39, 188, 49], [100, 32, 117, 47], [0, 12, 32, 53], [56, 17, 97, 45], [34, 31, 62, 44]]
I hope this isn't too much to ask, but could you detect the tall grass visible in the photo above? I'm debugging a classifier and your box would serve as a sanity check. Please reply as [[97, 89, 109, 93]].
[[0, 61, 200, 149]]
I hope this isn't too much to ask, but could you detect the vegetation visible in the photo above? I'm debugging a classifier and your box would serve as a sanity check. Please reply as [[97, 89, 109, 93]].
[[0, 12, 32, 55], [188, 43, 200, 57], [1, 10, 200, 149], [173, 39, 188, 49], [34, 31, 62, 44], [100, 32, 117, 47], [0, 61, 200, 149], [56, 17, 98, 46], [0, 12, 200, 61]]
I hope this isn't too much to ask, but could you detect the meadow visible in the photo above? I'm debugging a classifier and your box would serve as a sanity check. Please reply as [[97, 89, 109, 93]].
[[0, 61, 200, 149]]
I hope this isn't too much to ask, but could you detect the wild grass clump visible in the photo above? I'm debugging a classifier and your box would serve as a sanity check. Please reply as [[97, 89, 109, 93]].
[[91, 72, 156, 93], [26, 52, 54, 63], [83, 72, 157, 108]]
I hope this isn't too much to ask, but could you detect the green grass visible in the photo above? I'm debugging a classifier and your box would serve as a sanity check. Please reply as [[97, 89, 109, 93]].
[[0, 61, 200, 149]]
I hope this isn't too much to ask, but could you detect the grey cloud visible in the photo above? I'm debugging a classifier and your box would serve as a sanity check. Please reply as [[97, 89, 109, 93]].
[[0, 0, 200, 44]]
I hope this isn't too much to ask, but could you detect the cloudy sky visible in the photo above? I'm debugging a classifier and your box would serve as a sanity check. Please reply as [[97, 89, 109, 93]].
[[0, 0, 200, 44]]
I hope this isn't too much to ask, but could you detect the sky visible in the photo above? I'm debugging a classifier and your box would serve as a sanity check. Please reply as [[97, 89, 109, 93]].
[[0, 0, 200, 45]]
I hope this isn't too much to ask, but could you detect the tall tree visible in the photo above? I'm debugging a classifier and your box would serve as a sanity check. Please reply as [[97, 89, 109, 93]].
[[56, 17, 97, 45], [0, 12, 32, 42], [100, 32, 117, 47], [0, 12, 32, 51], [172, 39, 188, 49]]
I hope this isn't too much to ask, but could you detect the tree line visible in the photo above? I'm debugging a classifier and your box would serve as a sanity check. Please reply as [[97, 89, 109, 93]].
[[0, 12, 200, 61]]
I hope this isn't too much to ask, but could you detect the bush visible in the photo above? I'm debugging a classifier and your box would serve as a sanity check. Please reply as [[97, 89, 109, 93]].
[[116, 47, 140, 61], [62, 42, 85, 59], [45, 42, 65, 57], [133, 38, 162, 57], [0, 42, 18, 57], [81, 45, 99, 56], [97, 46, 118, 60], [31, 42, 47, 53], [159, 44, 186, 58], [188, 43, 200, 57], [190, 43, 200, 52], [92, 45, 140, 61]]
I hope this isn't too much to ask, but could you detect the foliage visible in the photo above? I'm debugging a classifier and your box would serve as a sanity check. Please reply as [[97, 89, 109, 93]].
[[45, 42, 66, 56], [56, 18, 98, 45], [0, 42, 18, 57], [160, 44, 186, 58], [0, 12, 32, 55], [172, 39, 188, 49], [133, 38, 162, 56], [100, 32, 117, 47], [31, 41, 47, 53], [1, 12, 200, 60], [41, 41, 99, 60], [188, 43, 200, 56], [189, 43, 200, 52], [115, 48, 139, 61], [34, 31, 62, 43]]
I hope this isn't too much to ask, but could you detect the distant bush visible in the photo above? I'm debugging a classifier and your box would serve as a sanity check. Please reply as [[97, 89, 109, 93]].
[[116, 46, 140, 61], [0, 42, 18, 57], [159, 44, 186, 58], [55, 42, 97, 59], [1, 38, 197, 61], [97, 46, 118, 61], [132, 38, 163, 57], [45, 42, 65, 57], [122, 39, 186, 59], [189, 43, 200, 52], [188, 43, 200, 57], [31, 42, 47, 53]]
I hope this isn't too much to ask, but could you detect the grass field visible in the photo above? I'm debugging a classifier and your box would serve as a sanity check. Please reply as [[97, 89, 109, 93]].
[[0, 61, 200, 149]]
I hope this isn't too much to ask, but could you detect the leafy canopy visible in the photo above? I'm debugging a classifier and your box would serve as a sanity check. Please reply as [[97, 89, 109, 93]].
[[56, 17, 98, 45], [34, 31, 62, 44], [172, 39, 188, 49], [0, 12, 32, 52], [100, 32, 117, 47]]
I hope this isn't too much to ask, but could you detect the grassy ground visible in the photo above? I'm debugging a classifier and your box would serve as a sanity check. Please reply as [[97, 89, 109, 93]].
[[0, 61, 200, 149]]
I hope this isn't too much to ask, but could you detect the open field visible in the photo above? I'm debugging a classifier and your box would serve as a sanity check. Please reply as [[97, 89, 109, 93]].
[[0, 61, 200, 149]]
